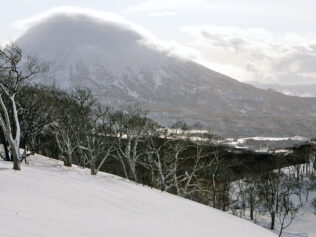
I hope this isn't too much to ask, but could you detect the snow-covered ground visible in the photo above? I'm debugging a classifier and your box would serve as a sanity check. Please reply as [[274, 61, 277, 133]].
[[230, 166, 316, 237], [232, 200, 316, 237], [0, 154, 276, 237], [224, 136, 309, 152], [250, 192, 316, 237], [287, 195, 316, 237], [279, 194, 316, 237]]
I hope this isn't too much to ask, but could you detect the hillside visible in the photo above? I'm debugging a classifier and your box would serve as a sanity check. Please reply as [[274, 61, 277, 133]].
[[17, 10, 316, 137], [0, 155, 276, 237], [248, 82, 316, 98]]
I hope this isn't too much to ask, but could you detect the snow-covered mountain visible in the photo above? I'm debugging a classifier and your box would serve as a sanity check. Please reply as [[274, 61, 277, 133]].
[[17, 10, 316, 137], [0, 155, 277, 237]]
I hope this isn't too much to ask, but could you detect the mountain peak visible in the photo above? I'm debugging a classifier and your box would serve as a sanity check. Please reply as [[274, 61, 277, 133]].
[[16, 9, 316, 137]]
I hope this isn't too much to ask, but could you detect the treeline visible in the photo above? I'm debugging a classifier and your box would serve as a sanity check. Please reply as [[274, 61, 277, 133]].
[[4, 82, 235, 206], [1, 44, 316, 237]]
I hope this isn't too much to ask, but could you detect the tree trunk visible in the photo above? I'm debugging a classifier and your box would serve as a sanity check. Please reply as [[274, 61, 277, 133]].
[[250, 203, 254, 220], [13, 159, 21, 170], [306, 189, 310, 202], [279, 219, 285, 237], [117, 154, 128, 179], [64, 156, 72, 167], [212, 174, 217, 208], [91, 163, 97, 175], [271, 212, 275, 230], [0, 130, 10, 161], [130, 165, 138, 182], [279, 229, 283, 237], [12, 147, 21, 170]]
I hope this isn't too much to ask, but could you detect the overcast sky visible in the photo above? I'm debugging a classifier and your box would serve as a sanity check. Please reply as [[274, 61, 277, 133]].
[[2, 0, 316, 85]]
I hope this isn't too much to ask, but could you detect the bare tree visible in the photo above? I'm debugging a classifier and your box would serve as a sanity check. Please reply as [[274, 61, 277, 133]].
[[144, 130, 219, 199], [244, 178, 260, 220], [112, 105, 155, 182], [144, 134, 175, 191], [0, 130, 10, 161], [167, 137, 191, 196], [49, 88, 85, 167], [258, 171, 281, 230], [17, 85, 55, 162], [277, 176, 301, 237], [179, 142, 217, 199], [78, 132, 114, 175], [76, 91, 114, 175], [0, 44, 47, 170], [209, 146, 224, 208]]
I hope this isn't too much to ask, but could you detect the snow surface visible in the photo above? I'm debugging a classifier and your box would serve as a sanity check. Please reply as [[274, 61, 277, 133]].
[[0, 155, 276, 237], [224, 136, 309, 152]]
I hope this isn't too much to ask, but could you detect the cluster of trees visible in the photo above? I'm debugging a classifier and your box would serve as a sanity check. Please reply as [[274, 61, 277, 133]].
[[1, 44, 316, 237], [229, 151, 316, 236]]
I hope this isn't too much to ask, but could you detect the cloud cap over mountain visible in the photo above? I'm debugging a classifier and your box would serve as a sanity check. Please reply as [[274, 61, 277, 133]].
[[17, 7, 199, 63]]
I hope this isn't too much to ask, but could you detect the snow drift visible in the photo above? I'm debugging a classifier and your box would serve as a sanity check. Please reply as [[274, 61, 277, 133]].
[[0, 155, 276, 237]]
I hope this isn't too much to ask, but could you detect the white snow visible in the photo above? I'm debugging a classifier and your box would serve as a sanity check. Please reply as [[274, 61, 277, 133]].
[[234, 136, 308, 144], [248, 191, 316, 237], [282, 193, 316, 237], [285, 193, 316, 237], [0, 155, 276, 237], [223, 136, 309, 152]]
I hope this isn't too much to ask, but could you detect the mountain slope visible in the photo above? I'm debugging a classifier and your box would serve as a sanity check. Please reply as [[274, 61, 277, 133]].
[[247, 82, 316, 97], [17, 10, 316, 137], [0, 155, 276, 237]]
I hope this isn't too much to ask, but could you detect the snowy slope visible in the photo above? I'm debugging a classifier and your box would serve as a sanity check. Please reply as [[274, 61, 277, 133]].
[[0, 155, 276, 237]]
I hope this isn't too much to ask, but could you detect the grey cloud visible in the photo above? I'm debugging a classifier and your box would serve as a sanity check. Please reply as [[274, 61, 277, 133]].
[[183, 25, 316, 84]]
